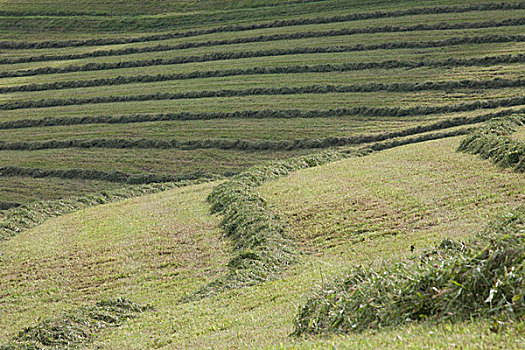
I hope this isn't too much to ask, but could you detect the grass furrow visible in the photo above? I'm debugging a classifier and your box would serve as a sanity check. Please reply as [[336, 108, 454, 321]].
[[2, 97, 524, 129], [1, 78, 523, 111]]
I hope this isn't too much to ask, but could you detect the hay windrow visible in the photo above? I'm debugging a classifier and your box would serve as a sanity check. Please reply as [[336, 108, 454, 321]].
[[293, 206, 525, 336], [0, 298, 151, 350], [458, 114, 525, 172]]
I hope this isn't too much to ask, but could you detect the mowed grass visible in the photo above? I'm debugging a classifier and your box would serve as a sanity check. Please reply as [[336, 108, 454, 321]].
[[0, 0, 495, 35], [511, 125, 525, 140], [3, 65, 524, 103], [0, 176, 124, 204], [0, 181, 230, 340], [2, 8, 524, 62], [0, 0, 524, 205], [2, 23, 522, 74], [1, 137, 523, 349]]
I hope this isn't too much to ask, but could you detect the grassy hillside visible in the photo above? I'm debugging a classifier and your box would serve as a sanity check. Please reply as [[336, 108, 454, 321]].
[[0, 0, 524, 348], [0, 137, 523, 349], [1, 0, 524, 206]]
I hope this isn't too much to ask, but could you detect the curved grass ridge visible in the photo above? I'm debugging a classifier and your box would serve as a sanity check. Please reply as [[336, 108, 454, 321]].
[[2, 77, 523, 111], [293, 206, 525, 336], [0, 178, 216, 241], [0, 202, 21, 210], [188, 151, 345, 300], [458, 114, 525, 172], [2, 54, 523, 93], [3, 18, 523, 64], [2, 97, 524, 130], [2, 2, 522, 49], [0, 298, 151, 350], [4, 34, 523, 79], [187, 129, 470, 300]]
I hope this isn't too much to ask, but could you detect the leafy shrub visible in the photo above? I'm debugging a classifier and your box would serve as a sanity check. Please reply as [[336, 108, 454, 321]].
[[293, 206, 525, 335]]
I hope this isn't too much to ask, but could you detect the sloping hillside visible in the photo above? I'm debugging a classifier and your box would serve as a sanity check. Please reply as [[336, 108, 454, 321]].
[[1, 136, 523, 349], [0, 0, 524, 348], [1, 0, 524, 207]]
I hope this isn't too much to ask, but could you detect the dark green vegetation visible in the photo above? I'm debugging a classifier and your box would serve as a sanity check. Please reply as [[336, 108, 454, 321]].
[[293, 206, 525, 335], [1, 298, 150, 350], [459, 114, 525, 171]]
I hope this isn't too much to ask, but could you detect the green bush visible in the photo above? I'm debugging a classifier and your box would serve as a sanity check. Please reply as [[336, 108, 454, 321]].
[[293, 206, 525, 336]]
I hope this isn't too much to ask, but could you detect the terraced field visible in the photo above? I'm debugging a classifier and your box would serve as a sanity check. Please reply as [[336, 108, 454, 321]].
[[1, 0, 524, 207], [0, 1, 524, 349]]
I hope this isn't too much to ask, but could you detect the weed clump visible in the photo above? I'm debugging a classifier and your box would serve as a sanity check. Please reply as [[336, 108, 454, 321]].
[[293, 206, 525, 336], [1, 298, 151, 349]]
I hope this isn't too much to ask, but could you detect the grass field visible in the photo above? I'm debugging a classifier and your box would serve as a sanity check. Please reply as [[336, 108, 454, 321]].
[[1, 137, 523, 349], [0, 0, 524, 348]]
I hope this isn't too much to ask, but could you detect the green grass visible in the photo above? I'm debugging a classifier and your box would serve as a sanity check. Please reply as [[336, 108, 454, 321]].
[[0, 176, 124, 205], [511, 126, 525, 140], [1, 0, 524, 347], [1, 137, 523, 349], [0, 0, 499, 33], [0, 0, 524, 205]]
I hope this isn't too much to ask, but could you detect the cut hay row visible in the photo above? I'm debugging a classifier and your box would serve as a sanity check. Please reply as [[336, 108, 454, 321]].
[[0, 179, 214, 241], [3, 96, 524, 130], [188, 151, 345, 300], [458, 114, 525, 171], [3, 34, 524, 79], [188, 128, 473, 300], [0, 108, 517, 152], [0, 0, 329, 18], [2, 2, 523, 49], [293, 206, 525, 335], [2, 19, 523, 65], [0, 167, 222, 185], [1, 77, 523, 111], [2, 54, 523, 94], [0, 202, 21, 210], [0, 299, 150, 349]]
